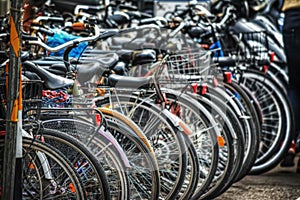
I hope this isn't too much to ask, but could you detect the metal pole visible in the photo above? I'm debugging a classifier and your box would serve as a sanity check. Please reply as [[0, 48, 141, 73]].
[[2, 0, 22, 199], [0, 0, 9, 16]]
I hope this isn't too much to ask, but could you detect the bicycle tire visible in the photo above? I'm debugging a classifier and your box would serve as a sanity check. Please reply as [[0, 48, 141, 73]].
[[224, 80, 261, 181], [33, 128, 111, 200], [42, 118, 130, 200], [104, 118, 160, 200], [96, 94, 188, 199], [208, 79, 260, 183], [97, 107, 155, 154], [240, 69, 294, 174], [187, 92, 240, 200], [0, 136, 87, 200], [159, 89, 219, 199]]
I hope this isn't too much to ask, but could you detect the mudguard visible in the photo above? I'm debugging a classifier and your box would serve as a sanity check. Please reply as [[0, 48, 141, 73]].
[[41, 119, 131, 168]]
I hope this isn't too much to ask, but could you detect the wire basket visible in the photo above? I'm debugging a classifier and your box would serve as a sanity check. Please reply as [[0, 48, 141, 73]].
[[158, 49, 212, 89], [22, 80, 43, 119], [223, 31, 270, 67], [0, 78, 43, 120]]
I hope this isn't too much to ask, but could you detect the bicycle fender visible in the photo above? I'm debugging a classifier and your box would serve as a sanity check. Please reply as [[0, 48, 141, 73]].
[[162, 109, 192, 135], [98, 126, 131, 168]]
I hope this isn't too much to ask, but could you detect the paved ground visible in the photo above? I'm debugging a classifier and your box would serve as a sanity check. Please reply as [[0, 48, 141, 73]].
[[215, 155, 300, 200]]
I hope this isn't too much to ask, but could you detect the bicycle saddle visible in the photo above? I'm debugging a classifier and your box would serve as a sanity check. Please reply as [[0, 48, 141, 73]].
[[80, 52, 119, 67], [76, 61, 108, 83], [116, 49, 157, 66], [23, 61, 74, 90], [42, 63, 67, 76], [108, 74, 153, 89], [111, 37, 156, 50]]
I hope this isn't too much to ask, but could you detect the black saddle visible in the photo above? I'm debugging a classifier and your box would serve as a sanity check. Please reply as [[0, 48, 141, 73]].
[[108, 74, 153, 89], [23, 61, 74, 90]]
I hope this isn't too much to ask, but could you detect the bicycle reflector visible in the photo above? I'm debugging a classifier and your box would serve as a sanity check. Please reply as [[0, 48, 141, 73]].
[[269, 51, 275, 62], [217, 135, 225, 147], [191, 83, 198, 94], [69, 183, 76, 193], [223, 71, 232, 84], [95, 113, 102, 126], [263, 65, 268, 74]]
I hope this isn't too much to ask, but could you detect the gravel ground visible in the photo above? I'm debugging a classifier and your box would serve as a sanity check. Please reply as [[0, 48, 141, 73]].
[[215, 155, 300, 200]]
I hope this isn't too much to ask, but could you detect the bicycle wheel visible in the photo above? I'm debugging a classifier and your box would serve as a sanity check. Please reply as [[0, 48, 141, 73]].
[[268, 62, 289, 93], [42, 118, 130, 200], [98, 94, 200, 199], [42, 107, 161, 199], [97, 107, 155, 155], [239, 69, 294, 174], [33, 128, 111, 200], [189, 91, 244, 200], [96, 107, 162, 197], [203, 81, 258, 197], [160, 89, 219, 199], [224, 80, 261, 181], [0, 136, 86, 199], [207, 79, 260, 182], [104, 118, 160, 200], [96, 94, 188, 199], [179, 133, 200, 199]]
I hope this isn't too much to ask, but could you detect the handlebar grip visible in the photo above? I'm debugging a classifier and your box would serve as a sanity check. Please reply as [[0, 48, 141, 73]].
[[31, 26, 55, 36], [38, 27, 54, 36], [22, 35, 38, 41], [119, 4, 138, 11]]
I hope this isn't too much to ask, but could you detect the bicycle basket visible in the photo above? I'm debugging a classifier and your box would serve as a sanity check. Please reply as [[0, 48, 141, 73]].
[[158, 49, 212, 89], [236, 31, 270, 67], [0, 78, 43, 120], [22, 80, 43, 119]]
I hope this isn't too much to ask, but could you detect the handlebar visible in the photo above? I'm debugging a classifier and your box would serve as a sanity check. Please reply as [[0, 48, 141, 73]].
[[139, 17, 168, 27], [26, 22, 164, 54], [27, 24, 100, 53], [0, 32, 39, 42], [195, 5, 236, 30], [167, 4, 236, 38], [168, 21, 188, 38], [215, 5, 236, 30], [74, 5, 106, 15], [118, 4, 138, 11], [31, 26, 55, 36], [213, 54, 270, 67], [134, 24, 162, 35], [34, 16, 65, 23]]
